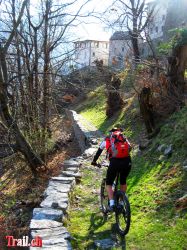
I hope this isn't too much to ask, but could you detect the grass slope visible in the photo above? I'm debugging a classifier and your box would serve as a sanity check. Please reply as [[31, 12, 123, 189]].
[[68, 87, 187, 250]]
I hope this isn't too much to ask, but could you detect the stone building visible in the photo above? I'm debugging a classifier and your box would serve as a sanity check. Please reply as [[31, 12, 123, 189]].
[[142, 0, 187, 58], [147, 0, 169, 41], [74, 40, 109, 69], [108, 31, 132, 70]]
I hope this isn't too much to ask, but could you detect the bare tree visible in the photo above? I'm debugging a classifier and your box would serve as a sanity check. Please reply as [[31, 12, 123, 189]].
[[0, 0, 91, 170], [0, 0, 43, 173], [104, 0, 155, 63]]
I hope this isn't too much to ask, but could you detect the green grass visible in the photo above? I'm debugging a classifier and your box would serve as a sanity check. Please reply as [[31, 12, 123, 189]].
[[76, 86, 141, 139], [69, 87, 187, 249]]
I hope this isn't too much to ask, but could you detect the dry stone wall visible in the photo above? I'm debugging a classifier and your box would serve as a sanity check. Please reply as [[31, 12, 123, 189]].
[[29, 110, 103, 249]]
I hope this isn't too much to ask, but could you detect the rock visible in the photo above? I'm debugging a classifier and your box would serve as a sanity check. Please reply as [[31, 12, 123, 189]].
[[51, 176, 75, 185], [94, 239, 117, 249], [133, 145, 142, 156], [30, 219, 63, 230], [139, 140, 150, 150], [176, 194, 187, 210], [63, 159, 80, 170], [183, 159, 187, 166], [32, 208, 63, 221], [44, 186, 69, 197], [31, 227, 70, 240], [40, 195, 68, 212], [164, 144, 173, 156], [182, 166, 187, 171], [48, 181, 72, 192], [158, 155, 165, 163], [61, 171, 81, 179], [39, 238, 71, 248], [157, 144, 165, 152], [82, 147, 97, 158], [30, 235, 72, 250], [30, 243, 72, 250], [90, 138, 98, 145]]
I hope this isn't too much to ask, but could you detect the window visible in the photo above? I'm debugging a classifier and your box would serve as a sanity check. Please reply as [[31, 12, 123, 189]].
[[92, 52, 95, 57], [95, 42, 99, 48], [162, 15, 165, 21], [150, 28, 153, 33], [106, 43, 108, 49], [155, 26, 158, 33], [162, 26, 164, 32], [122, 47, 124, 52]]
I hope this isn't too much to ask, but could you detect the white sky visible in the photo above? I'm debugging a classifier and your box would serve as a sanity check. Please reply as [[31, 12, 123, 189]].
[[70, 0, 150, 41], [30, 0, 150, 42], [70, 0, 113, 41]]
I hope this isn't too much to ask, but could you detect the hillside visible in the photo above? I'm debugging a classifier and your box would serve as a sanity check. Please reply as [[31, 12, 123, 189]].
[[68, 86, 187, 249]]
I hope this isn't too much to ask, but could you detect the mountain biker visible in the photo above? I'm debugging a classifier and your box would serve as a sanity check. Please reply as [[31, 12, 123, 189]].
[[91, 128, 132, 211]]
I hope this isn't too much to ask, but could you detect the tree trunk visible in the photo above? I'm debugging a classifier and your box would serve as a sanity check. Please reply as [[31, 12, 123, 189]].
[[0, 47, 43, 173], [0, 92, 43, 172], [139, 87, 155, 134], [131, 33, 140, 62]]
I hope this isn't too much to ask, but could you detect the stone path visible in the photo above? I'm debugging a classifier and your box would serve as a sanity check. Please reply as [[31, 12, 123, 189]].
[[30, 158, 82, 249], [29, 110, 106, 249]]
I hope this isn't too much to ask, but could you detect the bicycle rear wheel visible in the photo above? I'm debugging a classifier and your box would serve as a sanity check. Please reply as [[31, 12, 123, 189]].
[[115, 191, 131, 236], [100, 178, 108, 215]]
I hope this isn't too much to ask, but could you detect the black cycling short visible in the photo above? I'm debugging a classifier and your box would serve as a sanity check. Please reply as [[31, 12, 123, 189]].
[[106, 156, 131, 185]]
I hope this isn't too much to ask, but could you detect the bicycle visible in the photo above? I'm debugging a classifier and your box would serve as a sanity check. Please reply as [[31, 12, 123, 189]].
[[97, 162, 131, 236]]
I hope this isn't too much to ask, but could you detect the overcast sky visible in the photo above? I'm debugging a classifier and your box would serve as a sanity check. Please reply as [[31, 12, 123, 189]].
[[70, 0, 113, 41]]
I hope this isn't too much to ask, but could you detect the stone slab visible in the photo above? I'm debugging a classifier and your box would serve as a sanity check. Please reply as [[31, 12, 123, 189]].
[[44, 182, 71, 197], [30, 219, 63, 230], [94, 239, 117, 249], [82, 147, 97, 158], [40, 195, 68, 211], [51, 176, 75, 185], [44, 188, 69, 197], [31, 226, 70, 240], [60, 171, 81, 178], [30, 242, 72, 250], [33, 208, 63, 222], [63, 159, 80, 169]]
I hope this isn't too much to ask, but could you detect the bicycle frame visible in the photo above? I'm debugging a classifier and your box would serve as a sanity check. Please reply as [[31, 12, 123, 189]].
[[99, 163, 131, 236]]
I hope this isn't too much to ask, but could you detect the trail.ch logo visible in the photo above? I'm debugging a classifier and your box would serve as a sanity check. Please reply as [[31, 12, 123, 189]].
[[6, 236, 42, 247]]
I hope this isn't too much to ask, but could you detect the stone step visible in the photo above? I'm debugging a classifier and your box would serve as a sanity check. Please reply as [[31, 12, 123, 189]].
[[31, 226, 70, 240], [51, 176, 75, 185], [44, 182, 72, 197], [60, 171, 81, 179], [33, 208, 63, 222], [40, 195, 68, 212], [30, 243, 71, 250], [62, 159, 81, 170], [30, 219, 63, 230], [30, 224, 72, 249]]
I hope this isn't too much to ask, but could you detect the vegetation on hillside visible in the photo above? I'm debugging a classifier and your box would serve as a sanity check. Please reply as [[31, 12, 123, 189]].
[[68, 86, 187, 249]]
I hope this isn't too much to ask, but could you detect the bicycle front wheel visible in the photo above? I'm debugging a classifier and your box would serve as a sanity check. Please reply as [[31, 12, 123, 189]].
[[100, 178, 108, 215], [115, 191, 131, 236]]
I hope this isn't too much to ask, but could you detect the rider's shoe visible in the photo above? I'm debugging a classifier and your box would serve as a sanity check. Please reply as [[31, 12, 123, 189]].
[[107, 205, 115, 212]]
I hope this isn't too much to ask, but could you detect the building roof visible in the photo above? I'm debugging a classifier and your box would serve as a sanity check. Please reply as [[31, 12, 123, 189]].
[[74, 39, 109, 44], [110, 31, 130, 41]]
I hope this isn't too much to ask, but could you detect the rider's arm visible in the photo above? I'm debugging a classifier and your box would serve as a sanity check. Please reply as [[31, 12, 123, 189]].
[[92, 141, 106, 163], [126, 138, 132, 152]]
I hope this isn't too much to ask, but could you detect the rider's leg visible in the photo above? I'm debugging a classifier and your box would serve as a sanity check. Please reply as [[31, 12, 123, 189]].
[[106, 185, 114, 200], [106, 160, 117, 207], [120, 157, 132, 192]]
